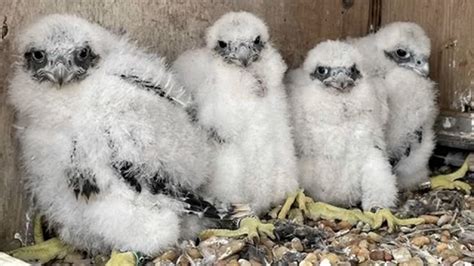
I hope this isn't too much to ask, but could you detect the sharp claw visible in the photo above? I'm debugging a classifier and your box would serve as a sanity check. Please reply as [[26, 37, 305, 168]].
[[259, 223, 276, 239], [430, 158, 472, 194]]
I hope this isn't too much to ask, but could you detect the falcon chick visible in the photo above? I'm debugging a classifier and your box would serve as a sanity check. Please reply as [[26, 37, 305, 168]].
[[173, 12, 298, 236], [288, 40, 397, 211], [8, 14, 242, 262], [351, 22, 439, 191]]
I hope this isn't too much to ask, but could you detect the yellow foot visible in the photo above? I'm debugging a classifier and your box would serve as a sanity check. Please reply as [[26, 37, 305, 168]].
[[7, 238, 74, 263], [364, 208, 425, 233], [305, 203, 423, 233], [199, 217, 275, 241], [277, 189, 310, 220], [105, 250, 137, 266], [306, 201, 372, 225], [33, 215, 45, 244], [430, 158, 471, 194]]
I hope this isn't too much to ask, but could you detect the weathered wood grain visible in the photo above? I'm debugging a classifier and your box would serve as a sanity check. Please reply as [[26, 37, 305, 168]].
[[0, 0, 370, 246]]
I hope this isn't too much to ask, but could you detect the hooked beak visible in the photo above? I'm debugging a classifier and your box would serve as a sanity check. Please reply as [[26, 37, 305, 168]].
[[324, 72, 355, 92], [44, 56, 72, 87], [413, 60, 429, 77], [403, 57, 429, 77], [233, 44, 256, 67], [53, 63, 68, 86]]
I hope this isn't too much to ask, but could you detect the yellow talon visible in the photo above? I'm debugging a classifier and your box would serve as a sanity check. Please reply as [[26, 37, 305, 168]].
[[306, 202, 372, 225], [365, 208, 425, 233], [304, 203, 423, 233], [277, 189, 310, 219], [199, 217, 275, 241], [431, 159, 471, 194]]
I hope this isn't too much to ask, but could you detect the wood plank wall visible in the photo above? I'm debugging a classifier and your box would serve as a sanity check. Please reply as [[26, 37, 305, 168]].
[[1, 0, 473, 247], [0, 0, 370, 248]]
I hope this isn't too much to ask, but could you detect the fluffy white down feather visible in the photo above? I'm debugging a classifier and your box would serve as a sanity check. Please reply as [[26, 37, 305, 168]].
[[9, 14, 215, 255], [351, 22, 438, 190], [287, 41, 397, 210], [173, 12, 298, 215]]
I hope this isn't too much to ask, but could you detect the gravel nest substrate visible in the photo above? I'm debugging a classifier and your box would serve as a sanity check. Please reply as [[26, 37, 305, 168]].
[[44, 185, 473, 266]]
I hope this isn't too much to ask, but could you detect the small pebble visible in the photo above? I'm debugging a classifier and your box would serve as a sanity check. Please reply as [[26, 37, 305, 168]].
[[300, 253, 317, 265], [320, 253, 340, 265], [411, 236, 431, 247], [436, 243, 449, 253], [400, 226, 415, 233], [392, 247, 412, 262], [369, 250, 385, 261], [399, 256, 423, 266], [367, 232, 382, 242], [337, 221, 353, 230], [272, 246, 290, 261], [176, 254, 190, 266], [238, 259, 251, 266], [420, 215, 439, 224], [440, 230, 451, 243], [358, 240, 369, 249], [320, 219, 338, 230], [159, 250, 178, 262], [356, 247, 370, 262], [350, 244, 360, 255], [384, 251, 393, 261], [320, 258, 331, 266], [261, 238, 276, 249], [440, 248, 461, 260], [452, 261, 466, 266], [153, 259, 174, 266], [291, 238, 304, 252], [225, 258, 240, 266], [186, 247, 202, 259], [444, 256, 460, 264], [437, 214, 452, 226]]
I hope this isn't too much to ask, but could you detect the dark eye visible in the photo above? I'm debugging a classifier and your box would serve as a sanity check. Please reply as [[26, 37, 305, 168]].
[[350, 65, 358, 73], [317, 66, 328, 75], [218, 40, 227, 49], [396, 49, 409, 58], [77, 46, 90, 61], [254, 36, 261, 45], [30, 50, 45, 62]]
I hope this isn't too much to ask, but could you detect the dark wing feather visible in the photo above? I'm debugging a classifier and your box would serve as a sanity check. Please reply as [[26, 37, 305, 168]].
[[390, 127, 423, 168], [118, 74, 182, 105], [112, 160, 230, 219]]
